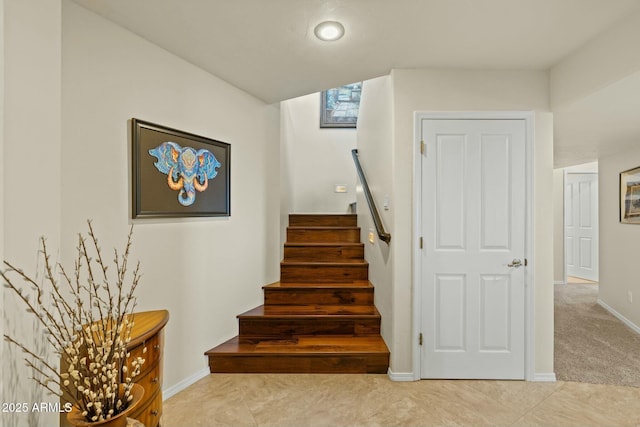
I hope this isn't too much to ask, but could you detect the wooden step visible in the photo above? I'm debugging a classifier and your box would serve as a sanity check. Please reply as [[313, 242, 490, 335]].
[[280, 261, 368, 283], [204, 213, 389, 375], [237, 305, 381, 338], [263, 281, 374, 305], [283, 242, 364, 261], [289, 214, 357, 227], [206, 335, 389, 373], [272, 280, 372, 287], [287, 226, 361, 243]]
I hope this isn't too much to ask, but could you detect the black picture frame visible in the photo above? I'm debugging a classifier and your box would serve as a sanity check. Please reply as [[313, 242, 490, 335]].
[[131, 118, 230, 218], [320, 82, 362, 128], [620, 166, 640, 224]]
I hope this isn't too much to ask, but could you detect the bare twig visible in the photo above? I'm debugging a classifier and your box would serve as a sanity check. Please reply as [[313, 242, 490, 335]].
[[1, 221, 143, 422]]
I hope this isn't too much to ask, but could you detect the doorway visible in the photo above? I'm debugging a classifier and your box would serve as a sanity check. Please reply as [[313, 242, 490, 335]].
[[414, 112, 534, 380], [564, 163, 599, 283]]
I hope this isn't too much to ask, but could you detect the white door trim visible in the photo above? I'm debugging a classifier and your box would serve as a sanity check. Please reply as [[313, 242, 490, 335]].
[[412, 111, 535, 381], [562, 169, 568, 286]]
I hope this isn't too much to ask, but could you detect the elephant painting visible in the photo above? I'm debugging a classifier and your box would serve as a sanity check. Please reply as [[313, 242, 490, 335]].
[[149, 141, 221, 207]]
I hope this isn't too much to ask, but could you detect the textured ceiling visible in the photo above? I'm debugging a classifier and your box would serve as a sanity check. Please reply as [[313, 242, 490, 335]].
[[71, 0, 640, 103], [71, 0, 640, 166], [554, 70, 640, 166]]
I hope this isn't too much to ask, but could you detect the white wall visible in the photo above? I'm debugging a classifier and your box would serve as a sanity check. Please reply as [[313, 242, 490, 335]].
[[355, 76, 394, 358], [599, 147, 640, 328], [533, 114, 555, 377], [553, 169, 565, 283], [0, 0, 5, 409], [281, 93, 356, 213], [356, 68, 555, 377], [1, 3, 279, 422], [2, 1, 62, 426], [61, 0, 280, 394]]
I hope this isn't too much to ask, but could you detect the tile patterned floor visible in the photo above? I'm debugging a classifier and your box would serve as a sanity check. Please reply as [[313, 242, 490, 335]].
[[162, 374, 640, 426]]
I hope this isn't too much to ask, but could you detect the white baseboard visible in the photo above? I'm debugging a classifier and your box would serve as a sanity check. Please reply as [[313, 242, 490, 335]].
[[389, 369, 556, 382], [533, 372, 557, 382], [598, 299, 640, 336], [163, 367, 210, 400], [387, 369, 416, 382]]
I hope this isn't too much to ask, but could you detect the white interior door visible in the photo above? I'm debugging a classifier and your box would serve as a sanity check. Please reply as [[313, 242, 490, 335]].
[[420, 118, 526, 379], [565, 173, 599, 282]]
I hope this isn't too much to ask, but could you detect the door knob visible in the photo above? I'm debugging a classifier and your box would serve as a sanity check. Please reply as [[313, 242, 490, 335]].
[[508, 259, 522, 267]]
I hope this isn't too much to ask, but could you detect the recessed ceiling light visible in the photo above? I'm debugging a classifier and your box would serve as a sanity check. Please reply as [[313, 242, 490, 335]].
[[314, 21, 345, 41]]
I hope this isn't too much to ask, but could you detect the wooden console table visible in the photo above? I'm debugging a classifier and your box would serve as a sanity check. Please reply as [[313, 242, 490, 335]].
[[127, 310, 169, 427], [60, 310, 169, 427]]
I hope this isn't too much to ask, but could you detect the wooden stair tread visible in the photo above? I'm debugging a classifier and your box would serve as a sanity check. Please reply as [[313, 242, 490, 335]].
[[239, 304, 380, 318], [263, 281, 374, 306], [289, 214, 356, 217], [283, 243, 365, 262], [206, 335, 389, 356], [205, 213, 389, 374], [284, 242, 364, 247], [286, 226, 361, 244], [288, 214, 357, 228], [287, 226, 359, 230], [263, 281, 372, 289], [281, 261, 369, 266]]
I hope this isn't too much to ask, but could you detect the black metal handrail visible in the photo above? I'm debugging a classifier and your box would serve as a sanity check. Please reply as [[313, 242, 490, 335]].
[[352, 149, 391, 244]]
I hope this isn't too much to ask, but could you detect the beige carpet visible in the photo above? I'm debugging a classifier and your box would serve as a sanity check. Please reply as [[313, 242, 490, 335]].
[[566, 275, 598, 284], [555, 283, 640, 387]]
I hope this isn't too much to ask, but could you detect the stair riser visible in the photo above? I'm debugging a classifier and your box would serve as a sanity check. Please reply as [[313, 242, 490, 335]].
[[239, 319, 380, 338], [264, 289, 374, 305], [280, 265, 368, 283], [209, 355, 389, 374], [289, 214, 357, 227], [284, 245, 364, 261], [204, 212, 390, 375], [287, 228, 360, 243]]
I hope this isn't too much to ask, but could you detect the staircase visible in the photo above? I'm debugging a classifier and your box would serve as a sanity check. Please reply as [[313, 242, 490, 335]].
[[205, 213, 390, 373]]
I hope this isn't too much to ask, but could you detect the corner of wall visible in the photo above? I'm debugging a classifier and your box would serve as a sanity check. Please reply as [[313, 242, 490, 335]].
[[356, 76, 395, 370], [553, 168, 565, 283], [550, 9, 640, 110], [533, 111, 555, 376], [281, 93, 357, 213]]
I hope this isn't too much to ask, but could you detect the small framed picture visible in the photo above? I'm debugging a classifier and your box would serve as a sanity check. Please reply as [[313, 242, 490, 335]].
[[620, 166, 640, 224], [320, 82, 362, 128], [131, 118, 230, 218]]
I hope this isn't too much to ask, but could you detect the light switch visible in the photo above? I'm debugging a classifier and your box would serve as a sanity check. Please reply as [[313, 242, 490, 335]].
[[368, 230, 375, 244], [335, 185, 348, 193]]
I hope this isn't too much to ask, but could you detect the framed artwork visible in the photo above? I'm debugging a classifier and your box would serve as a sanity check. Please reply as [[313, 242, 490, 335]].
[[131, 118, 230, 218], [620, 166, 640, 224], [320, 82, 362, 128]]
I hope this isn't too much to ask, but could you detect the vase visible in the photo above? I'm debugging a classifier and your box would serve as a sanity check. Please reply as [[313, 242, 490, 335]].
[[66, 383, 144, 427]]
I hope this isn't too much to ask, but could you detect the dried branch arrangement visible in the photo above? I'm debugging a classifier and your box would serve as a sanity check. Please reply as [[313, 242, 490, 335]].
[[2, 220, 145, 423]]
